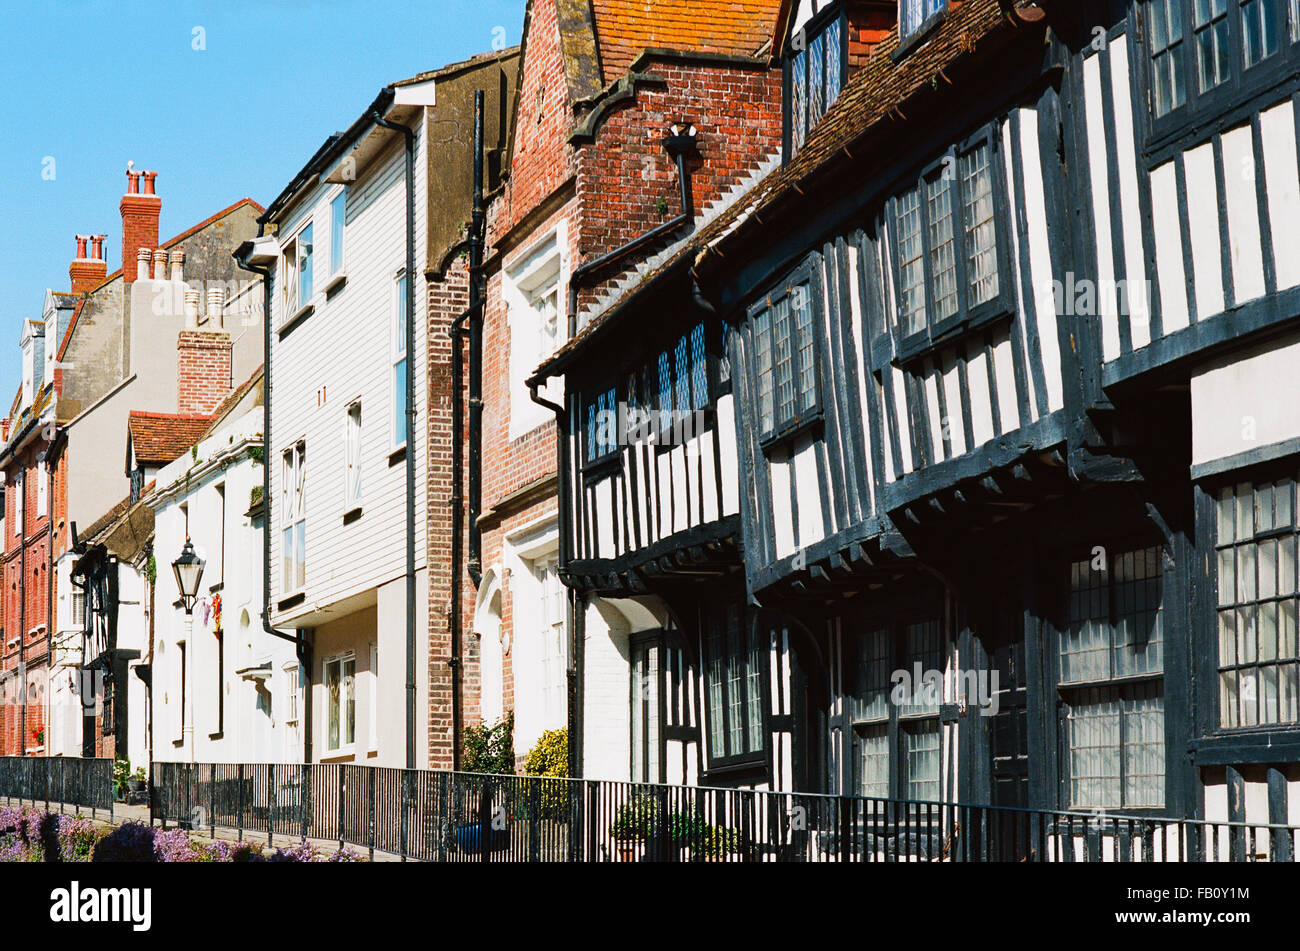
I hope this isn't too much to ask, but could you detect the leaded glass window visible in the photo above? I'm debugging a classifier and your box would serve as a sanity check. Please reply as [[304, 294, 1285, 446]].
[[786, 7, 847, 155], [748, 263, 821, 443]]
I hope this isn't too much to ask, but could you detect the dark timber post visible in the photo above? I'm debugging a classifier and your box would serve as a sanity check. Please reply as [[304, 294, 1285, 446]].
[[237, 763, 244, 841], [368, 767, 376, 860]]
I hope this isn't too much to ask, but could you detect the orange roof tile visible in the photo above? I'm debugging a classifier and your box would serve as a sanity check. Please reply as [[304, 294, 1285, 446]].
[[591, 0, 782, 78], [127, 411, 214, 466]]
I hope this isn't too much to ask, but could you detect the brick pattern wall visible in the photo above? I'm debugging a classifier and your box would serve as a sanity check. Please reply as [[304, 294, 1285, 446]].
[[425, 262, 470, 770], [177, 330, 232, 416], [119, 194, 160, 283]]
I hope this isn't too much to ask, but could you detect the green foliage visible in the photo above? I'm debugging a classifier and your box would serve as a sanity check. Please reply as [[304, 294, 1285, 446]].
[[689, 824, 744, 860], [145, 552, 157, 586], [522, 727, 568, 778], [249, 484, 264, 509], [655, 196, 669, 216], [248, 445, 264, 464], [462, 713, 515, 775], [610, 792, 664, 841], [111, 758, 131, 799]]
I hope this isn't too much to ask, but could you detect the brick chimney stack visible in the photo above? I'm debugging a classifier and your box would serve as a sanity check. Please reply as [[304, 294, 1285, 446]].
[[177, 315, 232, 416], [69, 233, 108, 294], [120, 165, 161, 283]]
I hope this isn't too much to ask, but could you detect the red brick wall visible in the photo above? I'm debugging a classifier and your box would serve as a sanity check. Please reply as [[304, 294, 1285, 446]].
[[177, 330, 232, 416]]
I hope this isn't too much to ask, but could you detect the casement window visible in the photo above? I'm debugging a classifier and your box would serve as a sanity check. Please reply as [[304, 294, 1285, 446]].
[[71, 589, 86, 629], [1214, 474, 1299, 728], [703, 601, 766, 768], [280, 442, 306, 593], [786, 5, 846, 155], [345, 402, 362, 508], [888, 131, 1007, 348], [330, 191, 346, 276], [899, 0, 948, 43], [392, 272, 409, 448], [536, 555, 567, 731], [282, 224, 313, 316], [1143, 0, 1300, 130], [750, 262, 821, 446], [583, 386, 618, 466], [324, 653, 356, 753], [850, 618, 943, 802], [1058, 546, 1166, 810]]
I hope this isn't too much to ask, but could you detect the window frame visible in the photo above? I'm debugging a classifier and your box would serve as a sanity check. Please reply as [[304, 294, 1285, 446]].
[[1053, 542, 1169, 813], [1210, 469, 1300, 731], [783, 2, 848, 158], [330, 189, 346, 277], [702, 601, 770, 772], [280, 440, 306, 596], [581, 381, 621, 474], [322, 651, 357, 755], [344, 401, 363, 512], [746, 255, 826, 452], [847, 614, 946, 803], [630, 630, 668, 784], [883, 123, 1014, 363], [280, 221, 314, 319], [533, 552, 568, 733], [1137, 0, 1300, 156], [391, 270, 409, 450]]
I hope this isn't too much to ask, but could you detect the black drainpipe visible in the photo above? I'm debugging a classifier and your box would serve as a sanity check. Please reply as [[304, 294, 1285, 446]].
[[532, 125, 698, 777], [371, 108, 418, 772], [233, 241, 311, 764], [448, 92, 486, 770], [565, 127, 698, 337]]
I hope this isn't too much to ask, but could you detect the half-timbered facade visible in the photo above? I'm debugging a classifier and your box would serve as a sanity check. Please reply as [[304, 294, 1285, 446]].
[[531, 0, 1300, 839]]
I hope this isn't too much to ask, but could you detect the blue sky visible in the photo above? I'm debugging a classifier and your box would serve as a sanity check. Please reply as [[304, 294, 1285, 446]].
[[0, 0, 524, 402]]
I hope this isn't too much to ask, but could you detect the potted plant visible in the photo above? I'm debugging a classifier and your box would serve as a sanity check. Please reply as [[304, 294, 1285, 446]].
[[111, 758, 131, 802], [689, 823, 746, 862], [609, 793, 663, 862], [129, 767, 147, 796]]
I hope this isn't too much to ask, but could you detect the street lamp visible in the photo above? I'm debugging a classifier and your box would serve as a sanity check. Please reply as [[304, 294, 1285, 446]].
[[172, 538, 205, 615]]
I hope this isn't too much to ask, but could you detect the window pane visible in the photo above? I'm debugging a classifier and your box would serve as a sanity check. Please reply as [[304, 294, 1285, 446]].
[[294, 521, 306, 590], [1111, 547, 1164, 678], [824, 17, 844, 107], [298, 224, 313, 303], [327, 662, 340, 750], [393, 358, 408, 445], [856, 723, 889, 799], [960, 142, 999, 305], [689, 323, 708, 409], [792, 283, 817, 412], [674, 333, 691, 414], [726, 610, 744, 756], [1242, 0, 1280, 66], [853, 628, 891, 722], [707, 618, 725, 756], [902, 619, 942, 717], [282, 526, 294, 592], [903, 722, 941, 802], [896, 186, 927, 335], [331, 192, 346, 274], [771, 295, 795, 426], [1066, 687, 1122, 808], [809, 32, 825, 130], [1122, 682, 1165, 808], [343, 658, 355, 746], [754, 308, 774, 431], [926, 173, 958, 322], [1193, 0, 1231, 93], [1061, 557, 1112, 683], [745, 623, 764, 752], [791, 50, 808, 150]]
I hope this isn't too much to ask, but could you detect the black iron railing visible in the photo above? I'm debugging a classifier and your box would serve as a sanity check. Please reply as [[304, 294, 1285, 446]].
[[0, 756, 115, 818], [149, 763, 1300, 862]]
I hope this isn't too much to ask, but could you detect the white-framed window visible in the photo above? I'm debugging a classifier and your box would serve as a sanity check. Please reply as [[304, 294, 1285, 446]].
[[506, 229, 566, 439], [345, 402, 362, 508], [330, 191, 346, 275], [283, 662, 300, 725], [71, 589, 86, 629], [36, 461, 47, 517], [535, 553, 567, 731], [281, 223, 313, 316], [368, 644, 379, 751], [323, 652, 356, 753], [280, 441, 306, 593], [392, 271, 409, 448]]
